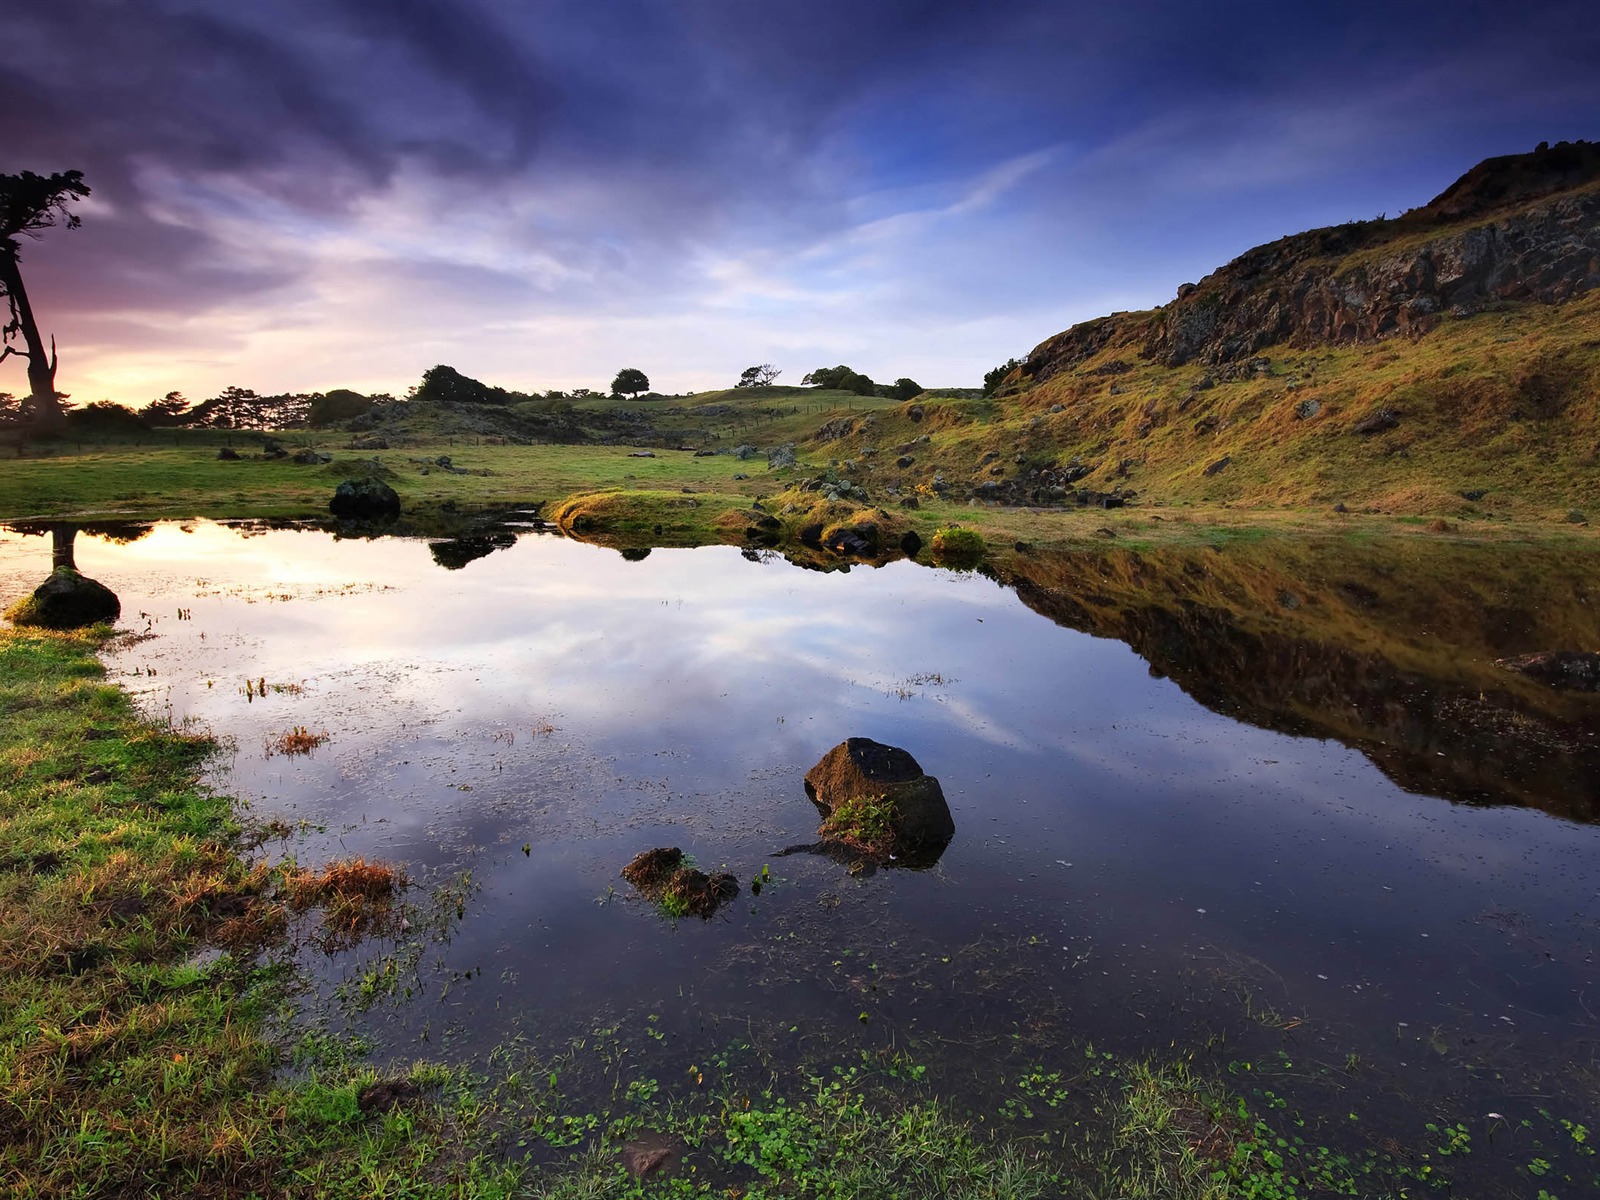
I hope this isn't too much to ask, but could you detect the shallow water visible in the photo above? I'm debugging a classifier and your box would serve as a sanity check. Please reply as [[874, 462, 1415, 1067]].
[[4, 519, 1598, 1187]]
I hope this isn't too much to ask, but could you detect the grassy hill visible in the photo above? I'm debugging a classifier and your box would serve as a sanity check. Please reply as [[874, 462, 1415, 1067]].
[[790, 141, 1600, 519]]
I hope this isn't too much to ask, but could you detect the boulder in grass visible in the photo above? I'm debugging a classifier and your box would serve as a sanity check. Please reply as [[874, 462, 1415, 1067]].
[[5, 569, 120, 629], [329, 477, 400, 519], [803, 738, 953, 866]]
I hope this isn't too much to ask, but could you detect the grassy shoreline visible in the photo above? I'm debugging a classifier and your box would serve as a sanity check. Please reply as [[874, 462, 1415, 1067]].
[[0, 439, 1594, 560], [3, 607, 1591, 1197]]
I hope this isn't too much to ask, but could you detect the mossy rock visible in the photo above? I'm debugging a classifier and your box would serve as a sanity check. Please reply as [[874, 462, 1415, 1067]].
[[4, 568, 120, 629], [930, 525, 985, 567], [804, 738, 954, 866]]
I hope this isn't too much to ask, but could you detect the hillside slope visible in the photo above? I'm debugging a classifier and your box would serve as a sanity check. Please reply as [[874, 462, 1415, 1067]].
[[804, 142, 1600, 517]]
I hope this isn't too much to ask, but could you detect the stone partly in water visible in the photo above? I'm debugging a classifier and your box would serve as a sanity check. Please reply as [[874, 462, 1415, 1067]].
[[1496, 650, 1600, 692], [5, 568, 121, 629], [621, 847, 738, 918], [329, 477, 401, 519], [803, 738, 954, 867]]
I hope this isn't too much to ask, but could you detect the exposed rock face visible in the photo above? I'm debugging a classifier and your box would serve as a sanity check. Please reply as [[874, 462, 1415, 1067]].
[[804, 739, 954, 865], [1021, 142, 1600, 385], [5, 568, 120, 629], [329, 477, 401, 518], [1143, 142, 1600, 368]]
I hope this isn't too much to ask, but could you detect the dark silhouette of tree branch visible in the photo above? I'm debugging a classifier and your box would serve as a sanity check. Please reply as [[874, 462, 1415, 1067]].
[[1, 170, 91, 434]]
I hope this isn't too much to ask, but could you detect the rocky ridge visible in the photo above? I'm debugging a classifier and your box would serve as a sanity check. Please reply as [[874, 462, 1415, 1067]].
[[1022, 141, 1600, 386]]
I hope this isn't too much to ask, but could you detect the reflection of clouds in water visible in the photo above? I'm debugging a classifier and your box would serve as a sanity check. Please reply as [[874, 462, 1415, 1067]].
[[9, 521, 1600, 1086]]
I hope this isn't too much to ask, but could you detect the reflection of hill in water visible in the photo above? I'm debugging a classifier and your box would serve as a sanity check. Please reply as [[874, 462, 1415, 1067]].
[[997, 540, 1600, 822]]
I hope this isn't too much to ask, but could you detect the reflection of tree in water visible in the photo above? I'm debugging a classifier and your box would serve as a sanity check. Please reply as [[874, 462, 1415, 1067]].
[[77, 520, 154, 545], [619, 547, 652, 562], [427, 533, 517, 571], [2, 523, 120, 628]]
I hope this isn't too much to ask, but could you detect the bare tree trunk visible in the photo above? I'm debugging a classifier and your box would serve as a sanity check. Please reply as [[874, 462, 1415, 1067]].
[[0, 247, 66, 435]]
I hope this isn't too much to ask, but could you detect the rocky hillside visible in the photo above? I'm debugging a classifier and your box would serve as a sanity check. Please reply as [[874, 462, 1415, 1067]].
[[836, 140, 1600, 516], [1025, 140, 1600, 383]]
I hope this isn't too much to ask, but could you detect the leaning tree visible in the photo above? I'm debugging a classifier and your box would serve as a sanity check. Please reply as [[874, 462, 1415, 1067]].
[[0, 170, 90, 434]]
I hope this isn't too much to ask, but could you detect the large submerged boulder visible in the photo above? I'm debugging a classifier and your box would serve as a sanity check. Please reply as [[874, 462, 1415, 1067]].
[[329, 477, 401, 519], [5, 568, 121, 629], [804, 738, 954, 866]]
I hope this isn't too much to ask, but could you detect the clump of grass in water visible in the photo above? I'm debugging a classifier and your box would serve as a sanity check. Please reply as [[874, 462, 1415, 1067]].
[[817, 792, 899, 860], [283, 856, 406, 947], [266, 725, 328, 756], [931, 524, 985, 566]]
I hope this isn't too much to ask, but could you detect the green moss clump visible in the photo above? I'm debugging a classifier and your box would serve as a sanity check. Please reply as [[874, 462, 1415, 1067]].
[[930, 525, 985, 566]]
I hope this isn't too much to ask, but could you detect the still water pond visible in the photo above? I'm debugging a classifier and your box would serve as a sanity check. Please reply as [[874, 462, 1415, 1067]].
[[3, 520, 1598, 1186]]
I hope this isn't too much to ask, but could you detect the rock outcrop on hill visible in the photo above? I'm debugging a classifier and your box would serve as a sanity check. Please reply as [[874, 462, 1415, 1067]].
[[1024, 141, 1600, 385]]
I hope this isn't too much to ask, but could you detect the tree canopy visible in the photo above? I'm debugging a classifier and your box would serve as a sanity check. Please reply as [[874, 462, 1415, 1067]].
[[801, 365, 876, 396], [0, 170, 91, 433], [737, 364, 781, 388], [611, 367, 649, 398], [983, 357, 1022, 397]]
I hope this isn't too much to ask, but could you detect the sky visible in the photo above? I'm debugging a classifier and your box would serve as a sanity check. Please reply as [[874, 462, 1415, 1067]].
[[3, 0, 1597, 406]]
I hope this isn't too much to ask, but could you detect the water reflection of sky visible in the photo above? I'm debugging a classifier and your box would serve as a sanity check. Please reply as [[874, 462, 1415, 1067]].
[[3, 522, 1597, 1094]]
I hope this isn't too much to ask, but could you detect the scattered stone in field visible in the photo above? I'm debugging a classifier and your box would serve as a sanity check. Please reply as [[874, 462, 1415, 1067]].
[[767, 443, 797, 469], [1496, 650, 1600, 692], [292, 448, 332, 465], [1459, 488, 1488, 501], [1049, 403, 1065, 413], [217, 446, 240, 460], [1203, 455, 1232, 476], [347, 436, 389, 450], [1333, 502, 1349, 513], [1566, 510, 1588, 524], [734, 444, 758, 460], [329, 477, 401, 519], [1352, 408, 1400, 435], [803, 738, 954, 867], [628, 450, 656, 458], [900, 530, 923, 556], [907, 404, 924, 421], [896, 455, 915, 468], [1293, 398, 1321, 419], [693, 448, 717, 456], [732, 472, 749, 480], [1095, 527, 1117, 538], [899, 496, 919, 509]]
